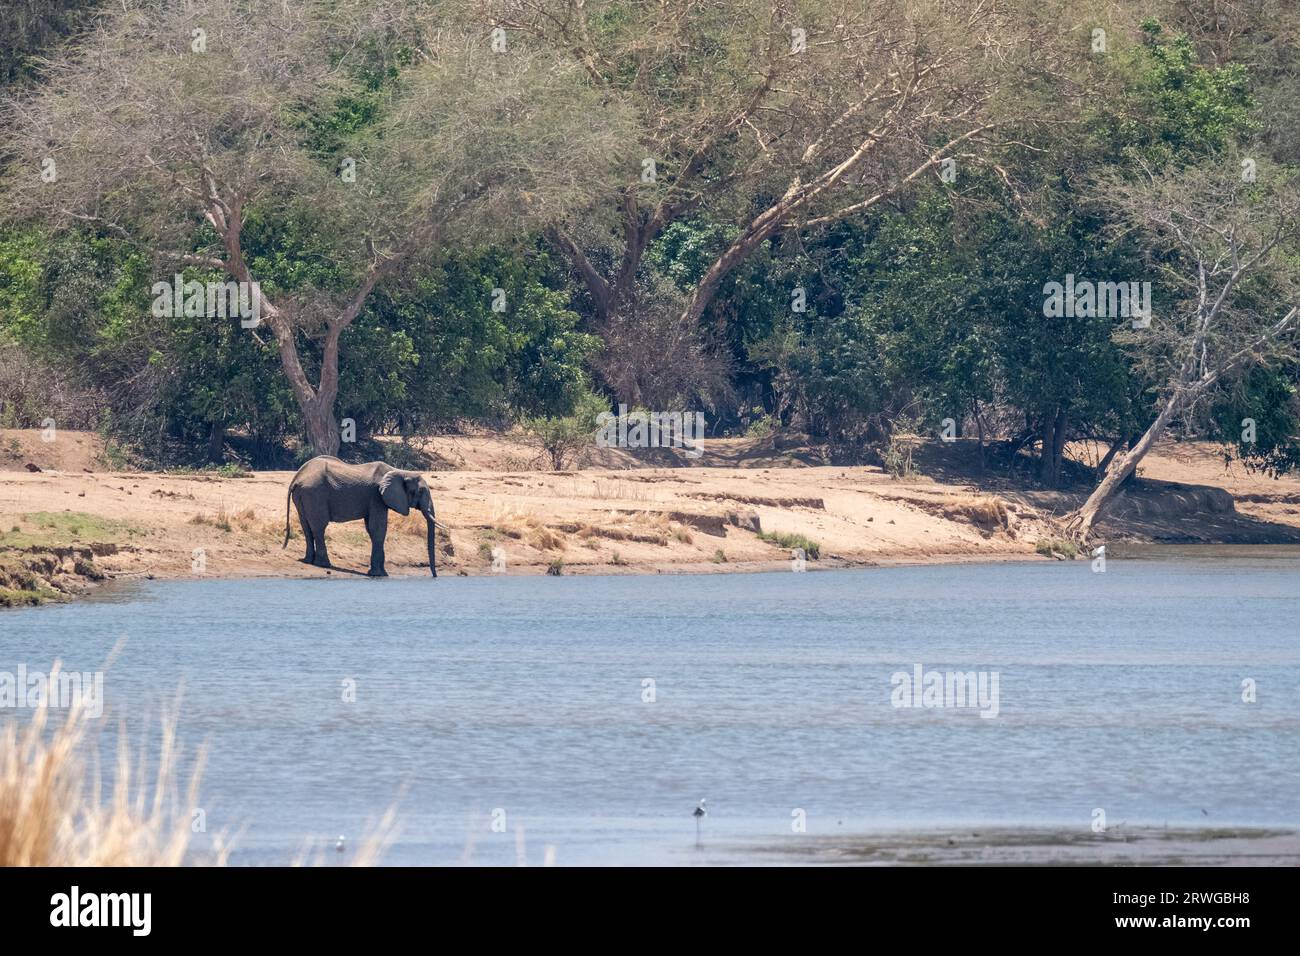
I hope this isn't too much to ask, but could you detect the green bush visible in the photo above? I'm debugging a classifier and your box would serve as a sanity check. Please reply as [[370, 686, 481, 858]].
[[1035, 538, 1078, 559], [524, 390, 607, 470], [758, 530, 820, 559]]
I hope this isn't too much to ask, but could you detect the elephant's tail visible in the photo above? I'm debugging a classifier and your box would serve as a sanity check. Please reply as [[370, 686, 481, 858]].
[[282, 484, 293, 549]]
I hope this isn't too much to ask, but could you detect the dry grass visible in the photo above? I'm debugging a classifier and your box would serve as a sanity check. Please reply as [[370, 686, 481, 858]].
[[938, 495, 1010, 532], [559, 478, 657, 503], [0, 671, 395, 866], [392, 510, 432, 538], [528, 523, 566, 552], [231, 507, 258, 526], [489, 504, 567, 551], [189, 504, 260, 534], [637, 512, 677, 547], [552, 514, 671, 546], [267, 520, 296, 540], [293, 805, 398, 868], [488, 503, 529, 539], [0, 681, 221, 866], [397, 514, 455, 556]]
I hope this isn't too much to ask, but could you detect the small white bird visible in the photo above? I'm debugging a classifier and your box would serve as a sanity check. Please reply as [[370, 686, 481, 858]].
[[335, 835, 346, 853], [693, 799, 707, 845]]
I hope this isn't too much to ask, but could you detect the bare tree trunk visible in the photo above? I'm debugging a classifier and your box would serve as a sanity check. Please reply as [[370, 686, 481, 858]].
[[1052, 408, 1069, 481], [682, 218, 781, 325], [549, 195, 663, 330], [1038, 409, 1057, 487], [207, 420, 225, 464], [261, 309, 343, 458], [1096, 436, 1125, 476], [1068, 299, 1298, 539], [1067, 392, 1183, 538], [301, 399, 340, 458], [307, 323, 343, 457], [210, 197, 391, 461], [549, 202, 668, 405], [1036, 407, 1071, 487], [547, 226, 613, 322]]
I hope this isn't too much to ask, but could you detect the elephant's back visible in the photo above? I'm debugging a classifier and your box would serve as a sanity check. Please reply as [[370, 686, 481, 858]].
[[289, 457, 387, 501], [289, 455, 334, 487]]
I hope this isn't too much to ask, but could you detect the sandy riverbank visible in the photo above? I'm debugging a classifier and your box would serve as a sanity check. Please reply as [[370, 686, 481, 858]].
[[4, 429, 1300, 603], [739, 826, 1300, 866]]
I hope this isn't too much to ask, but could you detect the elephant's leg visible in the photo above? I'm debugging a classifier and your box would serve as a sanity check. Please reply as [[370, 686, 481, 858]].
[[365, 507, 388, 577], [293, 495, 316, 564], [302, 499, 332, 568], [311, 521, 332, 568]]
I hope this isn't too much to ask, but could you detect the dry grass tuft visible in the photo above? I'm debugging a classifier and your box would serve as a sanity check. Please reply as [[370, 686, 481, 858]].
[[488, 503, 529, 539], [635, 512, 675, 547], [528, 523, 566, 552], [190, 504, 260, 534], [393, 510, 433, 538], [488, 504, 567, 551], [939, 495, 1009, 532], [559, 478, 656, 503], [553, 515, 668, 546], [264, 519, 295, 539], [0, 680, 222, 866], [0, 671, 394, 867]]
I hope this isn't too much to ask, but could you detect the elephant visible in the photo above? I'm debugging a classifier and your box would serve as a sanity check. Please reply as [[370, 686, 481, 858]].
[[282, 456, 438, 577]]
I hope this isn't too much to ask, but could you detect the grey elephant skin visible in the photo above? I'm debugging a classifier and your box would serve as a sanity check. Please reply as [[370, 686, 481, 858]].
[[283, 456, 438, 577]]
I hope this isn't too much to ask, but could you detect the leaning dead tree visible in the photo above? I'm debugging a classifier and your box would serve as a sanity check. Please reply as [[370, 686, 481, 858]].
[[1067, 159, 1300, 538], [2, 0, 630, 455]]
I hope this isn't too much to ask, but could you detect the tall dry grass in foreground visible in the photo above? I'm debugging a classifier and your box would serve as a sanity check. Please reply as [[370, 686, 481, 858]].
[[0, 691, 222, 866], [0, 671, 396, 866]]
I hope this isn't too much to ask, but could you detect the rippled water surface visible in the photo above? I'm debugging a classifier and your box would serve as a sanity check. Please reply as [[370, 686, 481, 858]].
[[4, 550, 1298, 865]]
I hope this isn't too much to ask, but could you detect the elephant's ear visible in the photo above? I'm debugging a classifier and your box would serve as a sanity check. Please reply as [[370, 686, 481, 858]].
[[379, 470, 411, 516]]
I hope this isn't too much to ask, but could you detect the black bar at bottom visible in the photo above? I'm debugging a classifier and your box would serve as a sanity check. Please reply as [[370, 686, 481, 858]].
[[0, 865, 1283, 941]]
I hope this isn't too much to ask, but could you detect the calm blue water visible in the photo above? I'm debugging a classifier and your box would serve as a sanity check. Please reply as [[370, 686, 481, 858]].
[[3, 553, 1299, 865]]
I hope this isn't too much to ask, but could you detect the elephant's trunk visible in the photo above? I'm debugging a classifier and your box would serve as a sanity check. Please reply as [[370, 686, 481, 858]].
[[423, 510, 437, 577]]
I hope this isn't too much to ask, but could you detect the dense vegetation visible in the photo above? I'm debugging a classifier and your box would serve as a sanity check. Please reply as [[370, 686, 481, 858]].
[[1, 0, 1297, 498]]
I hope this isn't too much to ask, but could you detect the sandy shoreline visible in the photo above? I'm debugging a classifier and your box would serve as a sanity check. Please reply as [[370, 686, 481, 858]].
[[732, 826, 1300, 866], [5, 429, 1300, 603]]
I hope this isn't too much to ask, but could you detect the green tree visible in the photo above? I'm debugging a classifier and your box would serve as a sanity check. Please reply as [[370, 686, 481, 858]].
[[3, 0, 633, 454]]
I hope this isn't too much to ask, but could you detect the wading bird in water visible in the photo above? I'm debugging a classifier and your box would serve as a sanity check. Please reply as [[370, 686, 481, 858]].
[[693, 799, 707, 845]]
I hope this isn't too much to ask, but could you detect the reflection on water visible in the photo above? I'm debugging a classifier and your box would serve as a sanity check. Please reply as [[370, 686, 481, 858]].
[[3, 550, 1299, 865]]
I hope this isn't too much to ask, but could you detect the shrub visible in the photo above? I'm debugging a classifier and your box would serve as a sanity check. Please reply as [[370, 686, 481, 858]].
[[523, 390, 607, 470], [1035, 537, 1078, 559], [757, 530, 820, 559]]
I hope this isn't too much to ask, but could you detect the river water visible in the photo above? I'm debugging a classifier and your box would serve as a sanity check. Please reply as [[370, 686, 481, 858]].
[[3, 548, 1298, 865]]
